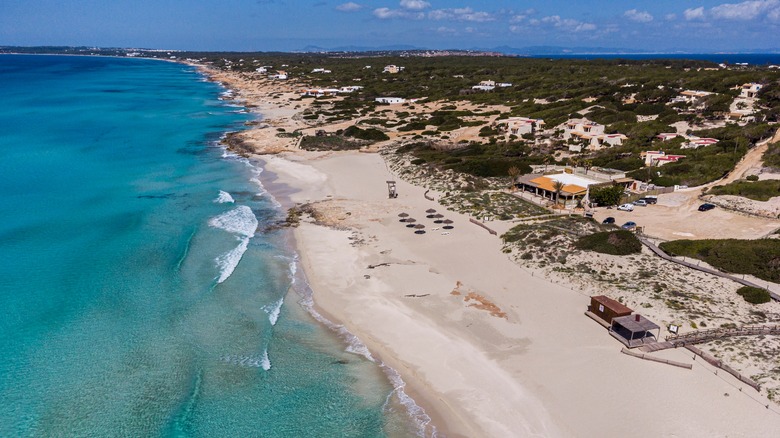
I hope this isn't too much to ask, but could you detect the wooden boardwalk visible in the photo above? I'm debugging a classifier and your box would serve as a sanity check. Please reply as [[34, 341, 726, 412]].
[[638, 324, 780, 352], [636, 235, 780, 302]]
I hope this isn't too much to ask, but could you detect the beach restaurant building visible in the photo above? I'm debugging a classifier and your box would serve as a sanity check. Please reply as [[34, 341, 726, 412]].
[[516, 172, 606, 204]]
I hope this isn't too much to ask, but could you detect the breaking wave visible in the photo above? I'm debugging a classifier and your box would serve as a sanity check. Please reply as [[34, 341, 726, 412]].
[[215, 190, 234, 204]]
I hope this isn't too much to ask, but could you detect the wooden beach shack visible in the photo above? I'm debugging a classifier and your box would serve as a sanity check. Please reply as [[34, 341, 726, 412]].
[[610, 314, 660, 348], [586, 295, 632, 327]]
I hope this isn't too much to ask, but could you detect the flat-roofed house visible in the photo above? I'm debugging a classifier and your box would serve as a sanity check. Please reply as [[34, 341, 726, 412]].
[[497, 117, 545, 137], [740, 83, 763, 99]]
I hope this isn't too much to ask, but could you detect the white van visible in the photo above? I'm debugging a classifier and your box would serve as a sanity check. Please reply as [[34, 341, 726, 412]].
[[617, 203, 634, 211]]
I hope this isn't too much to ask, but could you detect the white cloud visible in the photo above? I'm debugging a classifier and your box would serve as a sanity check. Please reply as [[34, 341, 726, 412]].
[[624, 9, 653, 23], [684, 7, 706, 20], [336, 2, 362, 12], [665, 13, 677, 20], [373, 7, 424, 19], [510, 14, 527, 23], [435, 26, 456, 34], [428, 7, 495, 22], [710, 0, 780, 20], [540, 15, 597, 32], [400, 0, 430, 10]]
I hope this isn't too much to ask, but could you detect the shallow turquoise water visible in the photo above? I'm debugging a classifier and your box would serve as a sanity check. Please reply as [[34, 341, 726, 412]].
[[0, 55, 418, 437]]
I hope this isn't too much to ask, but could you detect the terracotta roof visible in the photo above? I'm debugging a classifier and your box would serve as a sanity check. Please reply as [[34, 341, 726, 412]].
[[528, 176, 587, 195]]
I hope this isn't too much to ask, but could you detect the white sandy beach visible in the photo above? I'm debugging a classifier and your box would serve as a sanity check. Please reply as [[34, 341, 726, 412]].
[[263, 150, 780, 437], [197, 66, 780, 436]]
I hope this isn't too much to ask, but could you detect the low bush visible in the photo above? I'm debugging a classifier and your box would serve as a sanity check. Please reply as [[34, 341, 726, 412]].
[[659, 238, 780, 282], [575, 230, 642, 255], [736, 286, 771, 305], [708, 180, 780, 201]]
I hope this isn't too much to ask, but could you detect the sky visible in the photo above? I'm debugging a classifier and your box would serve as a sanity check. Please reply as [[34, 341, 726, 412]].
[[2, 0, 780, 52]]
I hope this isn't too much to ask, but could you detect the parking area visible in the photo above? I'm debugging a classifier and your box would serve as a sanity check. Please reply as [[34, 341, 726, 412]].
[[592, 190, 779, 241]]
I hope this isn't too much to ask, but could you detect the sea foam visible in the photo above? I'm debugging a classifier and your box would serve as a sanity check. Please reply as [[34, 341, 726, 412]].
[[263, 298, 284, 326], [208, 206, 258, 237], [215, 190, 234, 204], [214, 237, 249, 284], [209, 206, 258, 283]]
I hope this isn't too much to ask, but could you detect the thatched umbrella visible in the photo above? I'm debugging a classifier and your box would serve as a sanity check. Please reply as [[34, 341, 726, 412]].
[[433, 213, 444, 224], [405, 218, 417, 228], [425, 208, 437, 218], [398, 212, 409, 222], [442, 219, 454, 229], [414, 224, 426, 234]]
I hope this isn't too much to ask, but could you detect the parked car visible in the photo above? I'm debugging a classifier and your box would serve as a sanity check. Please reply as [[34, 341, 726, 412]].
[[642, 196, 658, 205], [602, 217, 615, 224], [633, 200, 648, 207], [617, 203, 634, 211], [621, 221, 637, 230], [698, 203, 716, 212]]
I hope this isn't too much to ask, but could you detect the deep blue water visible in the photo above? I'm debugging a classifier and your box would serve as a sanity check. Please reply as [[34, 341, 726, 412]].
[[532, 53, 780, 65], [0, 55, 420, 437]]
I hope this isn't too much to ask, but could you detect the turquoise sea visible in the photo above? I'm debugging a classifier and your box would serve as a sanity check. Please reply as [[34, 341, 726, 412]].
[[0, 55, 427, 437]]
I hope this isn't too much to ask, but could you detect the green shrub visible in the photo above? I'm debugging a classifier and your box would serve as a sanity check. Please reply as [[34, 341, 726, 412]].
[[746, 175, 759, 182], [410, 158, 426, 165], [575, 230, 642, 255], [736, 286, 771, 305], [660, 238, 780, 282], [708, 179, 780, 201]]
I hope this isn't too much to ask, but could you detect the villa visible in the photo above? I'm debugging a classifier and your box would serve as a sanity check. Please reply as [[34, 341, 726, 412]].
[[740, 83, 763, 99], [375, 97, 406, 104], [300, 88, 340, 97], [496, 117, 545, 137], [682, 137, 719, 149], [642, 151, 686, 167], [383, 65, 405, 74], [671, 90, 713, 108], [562, 118, 627, 151]]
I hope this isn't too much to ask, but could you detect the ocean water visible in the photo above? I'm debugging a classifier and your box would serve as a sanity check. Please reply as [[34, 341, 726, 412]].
[[535, 53, 780, 65], [0, 55, 424, 437]]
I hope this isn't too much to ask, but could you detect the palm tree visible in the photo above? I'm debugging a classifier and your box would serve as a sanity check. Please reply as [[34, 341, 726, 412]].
[[553, 180, 566, 207]]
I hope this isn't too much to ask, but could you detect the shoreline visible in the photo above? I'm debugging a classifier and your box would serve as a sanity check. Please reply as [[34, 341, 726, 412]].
[[254, 156, 449, 437], [199, 63, 780, 437]]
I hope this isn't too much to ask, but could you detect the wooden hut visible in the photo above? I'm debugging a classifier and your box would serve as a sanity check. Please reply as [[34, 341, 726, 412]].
[[587, 295, 632, 327], [610, 314, 660, 348]]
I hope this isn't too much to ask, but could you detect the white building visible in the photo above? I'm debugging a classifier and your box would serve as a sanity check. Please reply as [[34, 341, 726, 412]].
[[311, 68, 331, 74], [671, 90, 713, 105], [375, 97, 406, 104], [300, 88, 340, 97], [562, 118, 627, 151], [497, 117, 545, 137], [338, 86, 364, 93], [642, 151, 686, 167], [270, 72, 288, 80], [740, 83, 763, 99], [383, 65, 405, 74]]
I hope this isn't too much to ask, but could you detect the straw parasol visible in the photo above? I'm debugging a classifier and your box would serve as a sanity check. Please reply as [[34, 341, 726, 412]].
[[442, 219, 454, 229], [425, 208, 437, 218], [405, 218, 417, 228], [414, 224, 426, 234], [433, 213, 444, 223], [398, 212, 409, 222]]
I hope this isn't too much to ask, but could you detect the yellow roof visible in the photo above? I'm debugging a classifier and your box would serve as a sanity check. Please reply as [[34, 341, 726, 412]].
[[529, 176, 587, 195]]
